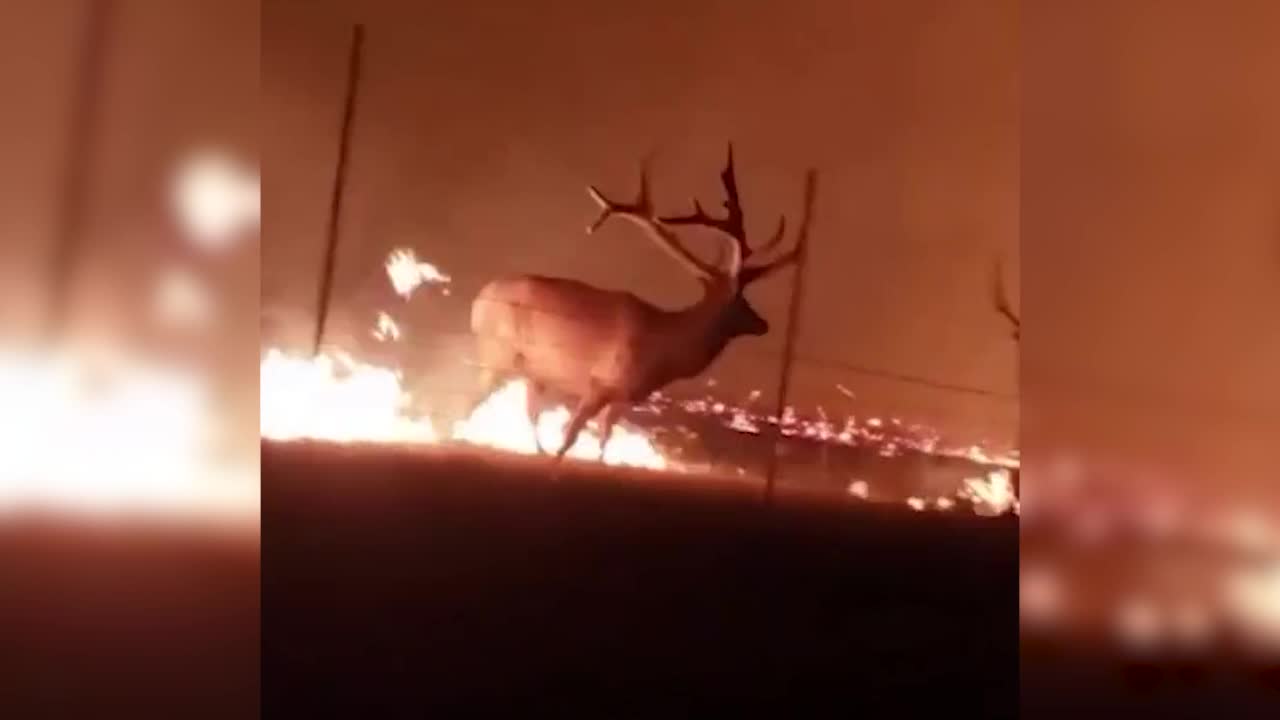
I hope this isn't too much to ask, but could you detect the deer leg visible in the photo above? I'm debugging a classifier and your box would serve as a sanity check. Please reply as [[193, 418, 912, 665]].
[[596, 402, 621, 463], [525, 381, 547, 455], [469, 365, 501, 415], [551, 392, 609, 469]]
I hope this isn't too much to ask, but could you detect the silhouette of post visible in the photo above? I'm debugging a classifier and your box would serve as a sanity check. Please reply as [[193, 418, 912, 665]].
[[763, 171, 817, 503], [312, 23, 365, 357], [46, 0, 112, 343]]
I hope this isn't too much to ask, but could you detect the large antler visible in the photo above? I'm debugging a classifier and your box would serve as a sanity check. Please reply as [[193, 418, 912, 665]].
[[587, 160, 740, 280], [739, 169, 816, 286], [659, 143, 788, 272], [992, 256, 1020, 340]]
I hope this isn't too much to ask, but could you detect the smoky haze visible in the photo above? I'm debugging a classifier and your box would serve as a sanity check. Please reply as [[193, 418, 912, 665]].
[[263, 0, 1019, 449], [1024, 1, 1280, 501]]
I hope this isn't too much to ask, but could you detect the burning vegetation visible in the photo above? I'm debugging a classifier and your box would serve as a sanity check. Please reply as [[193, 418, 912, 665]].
[[259, 233, 1020, 516]]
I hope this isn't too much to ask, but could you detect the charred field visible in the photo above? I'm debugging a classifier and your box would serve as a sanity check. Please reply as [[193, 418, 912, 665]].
[[262, 438, 1018, 715], [0, 514, 260, 718]]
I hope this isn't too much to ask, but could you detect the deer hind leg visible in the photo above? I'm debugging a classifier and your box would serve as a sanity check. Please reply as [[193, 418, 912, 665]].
[[469, 332, 520, 413], [551, 391, 609, 472], [525, 380, 548, 455], [595, 402, 622, 463], [467, 365, 502, 418]]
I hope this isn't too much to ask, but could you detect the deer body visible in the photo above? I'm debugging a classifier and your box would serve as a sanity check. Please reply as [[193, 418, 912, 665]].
[[467, 146, 815, 466], [472, 273, 746, 403]]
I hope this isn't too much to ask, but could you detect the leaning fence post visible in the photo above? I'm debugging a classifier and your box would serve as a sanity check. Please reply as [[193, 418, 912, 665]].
[[763, 170, 817, 504], [312, 23, 365, 357]]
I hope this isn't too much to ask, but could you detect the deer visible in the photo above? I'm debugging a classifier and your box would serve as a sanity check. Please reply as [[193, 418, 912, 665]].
[[992, 255, 1020, 341], [468, 144, 817, 468]]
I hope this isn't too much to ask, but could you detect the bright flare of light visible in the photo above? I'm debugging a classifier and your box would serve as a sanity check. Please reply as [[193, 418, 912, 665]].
[[386, 248, 451, 299], [170, 149, 260, 250], [451, 379, 668, 471], [259, 349, 437, 444], [0, 349, 256, 520]]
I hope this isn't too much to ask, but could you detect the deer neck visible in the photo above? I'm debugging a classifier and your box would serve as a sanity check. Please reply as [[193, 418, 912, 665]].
[[659, 281, 737, 379]]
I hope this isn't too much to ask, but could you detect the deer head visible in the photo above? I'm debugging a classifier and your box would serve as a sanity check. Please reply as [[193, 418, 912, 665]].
[[585, 144, 810, 340]]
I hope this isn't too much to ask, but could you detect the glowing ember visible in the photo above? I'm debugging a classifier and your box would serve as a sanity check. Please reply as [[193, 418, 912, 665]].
[[372, 312, 402, 342], [959, 468, 1019, 516], [386, 248, 451, 299], [260, 349, 437, 444], [452, 379, 669, 470], [847, 479, 869, 499], [0, 349, 255, 519]]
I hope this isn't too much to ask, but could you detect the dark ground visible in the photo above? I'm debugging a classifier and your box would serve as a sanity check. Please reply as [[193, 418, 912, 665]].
[[0, 515, 260, 719], [262, 440, 1019, 717], [2, 444, 1274, 717], [1021, 640, 1280, 717]]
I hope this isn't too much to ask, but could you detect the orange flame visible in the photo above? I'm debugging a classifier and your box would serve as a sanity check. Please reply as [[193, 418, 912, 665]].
[[259, 349, 437, 444], [452, 379, 669, 470], [0, 348, 256, 521]]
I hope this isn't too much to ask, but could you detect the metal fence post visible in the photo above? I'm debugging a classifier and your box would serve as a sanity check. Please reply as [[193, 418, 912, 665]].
[[312, 23, 365, 357], [763, 170, 817, 503]]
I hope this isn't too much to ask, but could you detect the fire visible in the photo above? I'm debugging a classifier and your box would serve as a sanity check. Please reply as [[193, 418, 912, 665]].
[[0, 348, 256, 520], [257, 350, 670, 470], [259, 349, 437, 444], [261, 248, 1018, 500], [385, 249, 451, 299], [372, 312, 401, 342], [452, 379, 669, 470], [261, 248, 669, 468], [960, 468, 1020, 516]]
